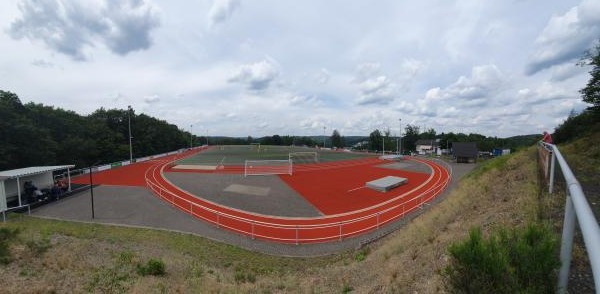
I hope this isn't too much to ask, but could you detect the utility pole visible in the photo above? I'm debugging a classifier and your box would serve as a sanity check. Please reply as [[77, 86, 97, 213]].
[[128, 105, 133, 163], [398, 118, 402, 155]]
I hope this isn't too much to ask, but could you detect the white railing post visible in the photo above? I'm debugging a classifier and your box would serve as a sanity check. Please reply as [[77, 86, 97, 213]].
[[558, 195, 576, 293], [376, 213, 380, 229], [251, 222, 255, 240], [549, 150, 556, 194], [339, 222, 343, 241], [295, 226, 299, 245]]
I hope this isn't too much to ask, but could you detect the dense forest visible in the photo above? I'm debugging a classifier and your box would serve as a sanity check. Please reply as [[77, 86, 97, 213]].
[[1, 90, 191, 170]]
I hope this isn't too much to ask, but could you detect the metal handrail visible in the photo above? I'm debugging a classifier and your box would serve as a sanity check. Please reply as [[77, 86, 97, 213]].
[[539, 142, 600, 293]]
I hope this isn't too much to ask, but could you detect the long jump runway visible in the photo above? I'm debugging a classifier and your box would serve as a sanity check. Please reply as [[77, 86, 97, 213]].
[[72, 148, 451, 244]]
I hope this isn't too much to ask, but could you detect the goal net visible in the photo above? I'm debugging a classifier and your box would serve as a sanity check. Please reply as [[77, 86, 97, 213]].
[[244, 159, 292, 177], [289, 152, 319, 164], [250, 143, 261, 153]]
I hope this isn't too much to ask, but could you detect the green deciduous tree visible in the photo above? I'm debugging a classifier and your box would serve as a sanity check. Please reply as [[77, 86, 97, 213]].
[[331, 129, 344, 148], [402, 124, 420, 153], [579, 40, 600, 113], [369, 129, 382, 151]]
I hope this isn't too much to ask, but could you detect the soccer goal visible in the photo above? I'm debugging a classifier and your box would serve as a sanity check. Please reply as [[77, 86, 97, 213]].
[[244, 159, 292, 177], [289, 151, 319, 164], [250, 143, 261, 153]]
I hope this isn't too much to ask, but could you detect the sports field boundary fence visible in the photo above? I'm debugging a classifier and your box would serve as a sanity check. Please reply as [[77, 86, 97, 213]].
[[145, 157, 452, 244], [66, 146, 208, 178], [538, 142, 600, 293]]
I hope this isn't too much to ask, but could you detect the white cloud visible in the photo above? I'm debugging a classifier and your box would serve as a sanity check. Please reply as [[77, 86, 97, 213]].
[[8, 0, 161, 61], [526, 0, 600, 75], [31, 59, 55, 68], [353, 63, 397, 105], [356, 75, 395, 105], [207, 0, 240, 28], [228, 59, 279, 92], [144, 94, 160, 104], [315, 68, 330, 85], [424, 64, 505, 103]]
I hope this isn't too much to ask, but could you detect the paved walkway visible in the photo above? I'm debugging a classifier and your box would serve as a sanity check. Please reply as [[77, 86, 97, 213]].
[[30, 160, 475, 257]]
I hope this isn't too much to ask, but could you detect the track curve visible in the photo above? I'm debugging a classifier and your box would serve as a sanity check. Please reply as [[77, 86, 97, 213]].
[[144, 151, 452, 244]]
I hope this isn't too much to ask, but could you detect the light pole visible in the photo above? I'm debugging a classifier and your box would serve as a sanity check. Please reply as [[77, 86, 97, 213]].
[[323, 126, 326, 148], [398, 118, 402, 155], [206, 130, 209, 146], [89, 160, 101, 219], [89, 165, 95, 219], [190, 124, 193, 149], [128, 105, 133, 163]]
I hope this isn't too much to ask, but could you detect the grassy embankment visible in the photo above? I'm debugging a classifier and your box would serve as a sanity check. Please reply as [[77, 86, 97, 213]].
[[0, 145, 567, 293]]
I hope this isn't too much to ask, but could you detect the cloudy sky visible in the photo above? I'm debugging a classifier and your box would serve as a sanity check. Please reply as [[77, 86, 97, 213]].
[[1, 0, 598, 138]]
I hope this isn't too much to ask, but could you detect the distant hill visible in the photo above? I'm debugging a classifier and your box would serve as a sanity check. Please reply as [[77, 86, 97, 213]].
[[503, 134, 540, 149]]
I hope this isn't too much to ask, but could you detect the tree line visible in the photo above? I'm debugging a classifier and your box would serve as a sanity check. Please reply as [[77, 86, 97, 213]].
[[354, 126, 538, 154], [1, 90, 191, 170]]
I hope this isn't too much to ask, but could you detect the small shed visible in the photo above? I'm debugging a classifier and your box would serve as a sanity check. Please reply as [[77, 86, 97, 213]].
[[0, 165, 75, 213], [493, 148, 511, 157], [415, 139, 439, 155], [453, 142, 478, 163]]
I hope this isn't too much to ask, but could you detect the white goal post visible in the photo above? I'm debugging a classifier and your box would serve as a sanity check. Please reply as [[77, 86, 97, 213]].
[[289, 151, 319, 164], [250, 143, 261, 153], [244, 159, 293, 177]]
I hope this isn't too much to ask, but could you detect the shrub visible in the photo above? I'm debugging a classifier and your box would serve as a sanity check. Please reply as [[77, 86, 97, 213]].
[[137, 258, 166, 276], [444, 224, 559, 293], [499, 224, 560, 293], [26, 238, 52, 257], [354, 248, 370, 262], [234, 267, 256, 284], [0, 227, 20, 264]]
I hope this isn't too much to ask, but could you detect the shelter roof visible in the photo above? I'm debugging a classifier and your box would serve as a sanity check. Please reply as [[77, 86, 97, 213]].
[[0, 165, 75, 180]]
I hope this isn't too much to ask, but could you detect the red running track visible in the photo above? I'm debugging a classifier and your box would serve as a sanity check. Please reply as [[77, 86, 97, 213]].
[[143, 150, 452, 244]]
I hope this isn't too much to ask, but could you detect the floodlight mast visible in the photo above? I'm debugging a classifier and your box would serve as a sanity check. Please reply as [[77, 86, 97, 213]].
[[128, 105, 133, 162], [398, 118, 402, 155]]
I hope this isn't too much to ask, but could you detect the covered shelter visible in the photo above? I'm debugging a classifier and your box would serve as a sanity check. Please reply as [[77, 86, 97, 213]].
[[452, 142, 478, 163], [0, 165, 75, 218]]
